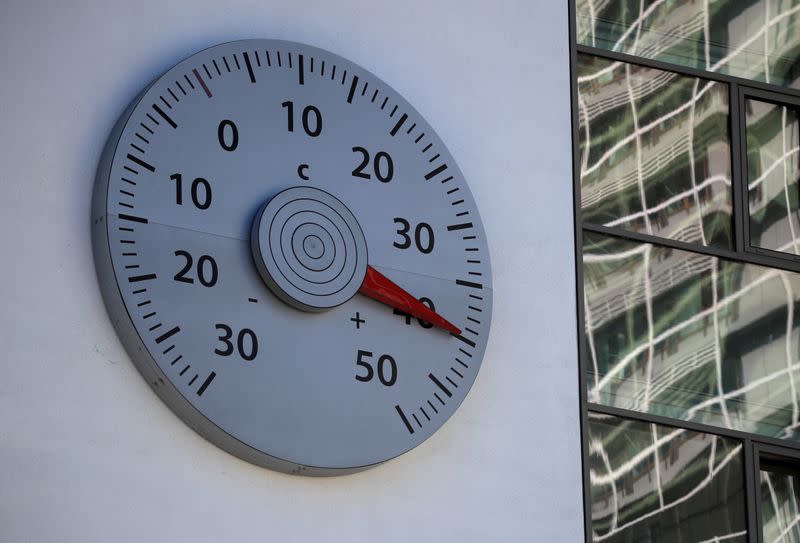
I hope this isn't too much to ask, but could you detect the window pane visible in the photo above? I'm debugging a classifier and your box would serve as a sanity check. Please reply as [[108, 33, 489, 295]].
[[747, 98, 800, 256], [761, 462, 800, 542], [584, 230, 800, 440], [588, 412, 746, 542], [576, 0, 800, 90], [578, 54, 732, 249]]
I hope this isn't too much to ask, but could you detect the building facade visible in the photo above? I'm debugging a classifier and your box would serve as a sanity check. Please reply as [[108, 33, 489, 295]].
[[574, 1, 800, 541]]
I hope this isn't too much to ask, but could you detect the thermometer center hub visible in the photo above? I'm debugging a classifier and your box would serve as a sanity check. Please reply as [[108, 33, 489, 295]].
[[250, 186, 368, 313]]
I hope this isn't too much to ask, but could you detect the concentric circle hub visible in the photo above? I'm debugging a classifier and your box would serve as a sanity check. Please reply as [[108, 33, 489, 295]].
[[251, 186, 368, 312]]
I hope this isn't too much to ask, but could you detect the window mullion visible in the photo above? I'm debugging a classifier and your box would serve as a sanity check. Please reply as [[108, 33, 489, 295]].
[[745, 438, 762, 543], [730, 82, 748, 254]]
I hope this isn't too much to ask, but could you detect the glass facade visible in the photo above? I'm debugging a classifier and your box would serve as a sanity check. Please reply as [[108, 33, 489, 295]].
[[584, 231, 800, 441], [576, 0, 800, 89], [574, 1, 800, 541], [589, 412, 746, 542], [578, 53, 732, 248]]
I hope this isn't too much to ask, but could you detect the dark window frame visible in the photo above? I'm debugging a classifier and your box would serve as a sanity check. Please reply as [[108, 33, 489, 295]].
[[754, 442, 800, 541], [738, 86, 800, 264], [568, 2, 800, 542]]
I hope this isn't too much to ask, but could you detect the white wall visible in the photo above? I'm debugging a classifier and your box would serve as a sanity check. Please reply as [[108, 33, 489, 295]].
[[0, 1, 582, 541]]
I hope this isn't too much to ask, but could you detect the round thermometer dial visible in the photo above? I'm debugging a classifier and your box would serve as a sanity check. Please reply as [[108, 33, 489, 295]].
[[92, 39, 492, 475]]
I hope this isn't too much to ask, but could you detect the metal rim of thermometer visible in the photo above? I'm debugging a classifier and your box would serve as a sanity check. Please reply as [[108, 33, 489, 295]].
[[92, 39, 492, 476]]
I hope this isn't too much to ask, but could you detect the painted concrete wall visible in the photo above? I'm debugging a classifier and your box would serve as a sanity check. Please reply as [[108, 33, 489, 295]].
[[0, 1, 582, 541]]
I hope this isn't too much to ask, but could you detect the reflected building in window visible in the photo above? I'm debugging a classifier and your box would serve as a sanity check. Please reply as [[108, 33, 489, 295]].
[[584, 231, 800, 440], [588, 412, 746, 542], [577, 53, 733, 249], [576, 0, 800, 89]]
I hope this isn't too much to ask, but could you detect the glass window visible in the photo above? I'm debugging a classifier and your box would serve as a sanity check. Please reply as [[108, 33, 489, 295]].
[[746, 97, 800, 257], [584, 230, 800, 441], [588, 412, 747, 542], [578, 54, 732, 249], [576, 0, 800, 90], [760, 459, 800, 542]]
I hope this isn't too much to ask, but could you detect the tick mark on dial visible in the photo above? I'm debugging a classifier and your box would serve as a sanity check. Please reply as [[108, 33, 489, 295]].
[[454, 334, 477, 348], [152, 104, 177, 129], [155, 325, 180, 344], [243, 52, 256, 83], [346, 75, 359, 103], [447, 222, 473, 232], [395, 405, 415, 434], [126, 154, 155, 173], [350, 312, 365, 329], [193, 69, 212, 98], [248, 298, 258, 303], [425, 164, 448, 181], [429, 373, 452, 398], [390, 113, 407, 135], [196, 372, 216, 396], [118, 213, 148, 224], [297, 53, 304, 85], [128, 273, 156, 283]]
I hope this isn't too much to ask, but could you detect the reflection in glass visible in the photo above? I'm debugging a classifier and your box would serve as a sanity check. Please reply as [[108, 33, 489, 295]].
[[588, 412, 746, 542], [761, 461, 800, 542], [747, 98, 800, 256], [578, 54, 732, 249], [576, 0, 800, 90], [584, 230, 800, 440]]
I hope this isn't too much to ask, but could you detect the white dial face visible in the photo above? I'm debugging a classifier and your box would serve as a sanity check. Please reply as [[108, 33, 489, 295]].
[[92, 39, 492, 475]]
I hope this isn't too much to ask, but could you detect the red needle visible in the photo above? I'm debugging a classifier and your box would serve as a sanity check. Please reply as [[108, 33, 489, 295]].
[[358, 266, 461, 335]]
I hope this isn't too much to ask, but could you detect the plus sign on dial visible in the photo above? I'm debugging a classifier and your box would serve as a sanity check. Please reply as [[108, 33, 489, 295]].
[[92, 39, 493, 475]]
